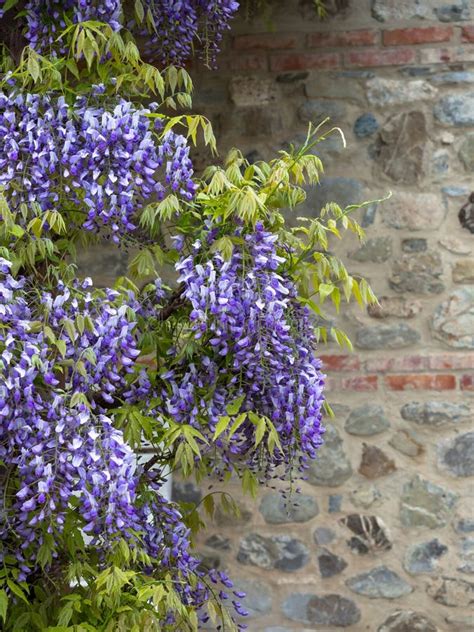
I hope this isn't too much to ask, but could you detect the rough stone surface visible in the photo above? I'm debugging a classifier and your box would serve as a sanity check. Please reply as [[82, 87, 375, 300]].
[[349, 236, 392, 263], [377, 610, 439, 632], [259, 492, 319, 524], [459, 134, 474, 171], [229, 77, 278, 107], [346, 566, 412, 599], [401, 401, 471, 426], [458, 537, 474, 574], [368, 296, 423, 319], [354, 113, 379, 138], [389, 430, 424, 457], [349, 485, 382, 509], [402, 238, 427, 253], [298, 99, 346, 124], [439, 236, 472, 254], [389, 251, 445, 294], [434, 93, 474, 126], [400, 475, 458, 528], [432, 288, 474, 349], [376, 111, 428, 184], [382, 193, 446, 230], [233, 578, 272, 617], [359, 444, 397, 479], [237, 533, 309, 572], [426, 575, 474, 607], [371, 0, 469, 21], [214, 501, 252, 527], [367, 79, 436, 107], [317, 547, 348, 578], [340, 514, 392, 555], [314, 527, 336, 545], [307, 425, 353, 487], [404, 539, 448, 574], [282, 593, 361, 626], [204, 534, 231, 551], [453, 259, 474, 283], [445, 614, 474, 631], [355, 324, 420, 349], [172, 480, 202, 505], [438, 432, 474, 477], [345, 404, 390, 436], [304, 177, 364, 216], [329, 494, 343, 513]]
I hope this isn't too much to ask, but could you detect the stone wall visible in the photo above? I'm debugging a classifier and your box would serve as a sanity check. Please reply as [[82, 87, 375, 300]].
[[172, 1, 474, 631]]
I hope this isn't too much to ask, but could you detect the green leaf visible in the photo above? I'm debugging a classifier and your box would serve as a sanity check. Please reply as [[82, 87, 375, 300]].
[[213, 415, 231, 441], [225, 394, 245, 416], [6, 580, 28, 604], [134, 0, 145, 22], [0, 589, 8, 623], [3, 0, 20, 11], [254, 417, 266, 447], [27, 53, 41, 83]]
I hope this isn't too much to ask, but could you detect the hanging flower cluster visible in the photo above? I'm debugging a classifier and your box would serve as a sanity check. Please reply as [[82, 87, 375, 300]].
[[0, 90, 195, 241], [0, 0, 240, 66], [0, 257, 245, 624], [160, 223, 326, 477]]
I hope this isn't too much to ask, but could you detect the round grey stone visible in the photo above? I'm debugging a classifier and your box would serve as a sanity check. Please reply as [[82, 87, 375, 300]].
[[282, 593, 361, 627], [438, 432, 474, 477], [355, 323, 420, 350], [354, 113, 379, 138], [402, 238, 427, 253], [317, 548, 348, 578], [237, 533, 309, 572], [349, 236, 392, 263], [401, 401, 471, 426], [377, 610, 439, 632], [434, 92, 474, 126], [346, 565, 412, 599], [459, 133, 474, 171], [314, 527, 336, 545], [171, 480, 202, 505], [404, 538, 448, 574], [232, 578, 272, 618], [307, 425, 352, 487], [259, 492, 319, 524], [345, 404, 390, 436], [390, 251, 444, 295]]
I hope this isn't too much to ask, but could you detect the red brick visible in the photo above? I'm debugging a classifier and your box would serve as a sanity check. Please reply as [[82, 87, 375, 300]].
[[461, 374, 474, 391], [269, 52, 340, 72], [346, 48, 416, 67], [320, 354, 361, 371], [233, 33, 299, 50], [341, 375, 378, 391], [383, 26, 453, 47], [419, 46, 474, 64], [365, 356, 428, 373], [308, 29, 377, 48], [428, 354, 474, 371], [461, 26, 474, 42], [384, 374, 456, 391], [228, 54, 268, 72]]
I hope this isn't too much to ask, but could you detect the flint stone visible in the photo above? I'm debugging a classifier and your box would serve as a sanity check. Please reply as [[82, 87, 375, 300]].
[[401, 401, 471, 426], [390, 251, 445, 294], [317, 548, 348, 578], [377, 610, 439, 632], [307, 425, 352, 487], [402, 238, 427, 253], [431, 71, 474, 84], [233, 578, 272, 617], [459, 134, 474, 171], [438, 432, 474, 477], [350, 485, 382, 509], [204, 534, 231, 551], [432, 149, 450, 176], [376, 111, 428, 184], [434, 92, 474, 126], [355, 324, 420, 349], [458, 537, 474, 574], [382, 192, 446, 230], [305, 177, 364, 217], [432, 288, 474, 349], [404, 538, 448, 574], [400, 474, 458, 528], [215, 501, 252, 527], [367, 79, 436, 106], [346, 566, 412, 599], [349, 236, 392, 263], [237, 533, 309, 572], [371, 0, 469, 21], [314, 527, 337, 545], [354, 113, 379, 138], [453, 259, 474, 283], [329, 495, 342, 513], [282, 593, 361, 627], [259, 492, 319, 524], [389, 430, 424, 457], [340, 513, 392, 555], [439, 236, 472, 254], [456, 518, 474, 533], [359, 444, 397, 479], [298, 99, 346, 124], [427, 575, 474, 606], [368, 296, 422, 319], [345, 404, 390, 436]]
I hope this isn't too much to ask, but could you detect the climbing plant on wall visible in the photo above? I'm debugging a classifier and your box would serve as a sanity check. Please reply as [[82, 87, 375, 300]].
[[0, 1, 375, 630]]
